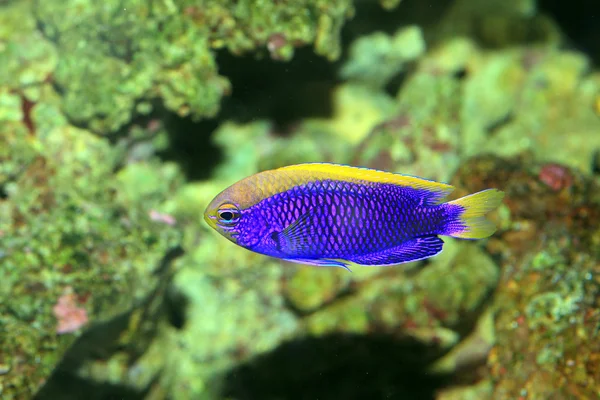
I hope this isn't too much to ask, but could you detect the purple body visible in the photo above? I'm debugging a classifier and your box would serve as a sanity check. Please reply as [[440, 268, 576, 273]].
[[234, 180, 464, 266]]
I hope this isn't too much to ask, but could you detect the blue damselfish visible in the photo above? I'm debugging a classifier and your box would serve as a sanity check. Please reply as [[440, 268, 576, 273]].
[[204, 163, 504, 271]]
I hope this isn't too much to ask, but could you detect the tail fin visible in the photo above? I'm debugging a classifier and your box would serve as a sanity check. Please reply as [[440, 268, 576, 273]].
[[445, 189, 504, 239]]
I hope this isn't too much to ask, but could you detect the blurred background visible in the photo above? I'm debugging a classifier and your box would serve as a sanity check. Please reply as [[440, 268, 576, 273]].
[[1, 0, 599, 399]]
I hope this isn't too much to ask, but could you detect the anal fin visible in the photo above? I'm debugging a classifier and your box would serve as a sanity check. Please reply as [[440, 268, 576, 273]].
[[349, 236, 444, 266]]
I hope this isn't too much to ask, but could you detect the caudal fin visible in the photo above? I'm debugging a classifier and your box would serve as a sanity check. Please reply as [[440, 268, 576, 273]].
[[444, 189, 504, 239]]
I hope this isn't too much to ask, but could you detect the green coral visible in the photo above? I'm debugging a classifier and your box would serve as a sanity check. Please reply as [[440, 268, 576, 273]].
[[305, 298, 370, 335], [340, 26, 426, 88], [158, 263, 298, 399], [282, 239, 500, 352], [352, 58, 464, 183], [0, 94, 36, 185], [415, 242, 499, 327], [33, 0, 229, 133], [3, 0, 600, 398], [432, 0, 560, 47], [356, 34, 600, 174], [478, 50, 600, 172], [0, 94, 183, 398], [0, 1, 57, 88], [141, 179, 300, 398], [524, 246, 586, 336], [28, 0, 354, 134], [492, 240, 599, 398], [284, 267, 351, 313]]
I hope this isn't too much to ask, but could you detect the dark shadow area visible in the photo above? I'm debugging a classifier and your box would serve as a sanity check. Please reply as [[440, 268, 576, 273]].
[[342, 0, 454, 41], [158, 112, 224, 181], [383, 71, 409, 98], [216, 46, 338, 131], [33, 247, 184, 400], [34, 372, 149, 400], [539, 0, 600, 64], [592, 150, 600, 175], [163, 284, 190, 330], [156, 45, 338, 180], [0, 183, 8, 199], [154, 0, 458, 181], [222, 333, 454, 400], [33, 308, 155, 400], [485, 112, 515, 137], [342, 0, 455, 98]]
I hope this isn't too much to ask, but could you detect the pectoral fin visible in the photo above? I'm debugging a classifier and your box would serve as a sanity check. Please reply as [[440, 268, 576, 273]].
[[271, 210, 316, 254]]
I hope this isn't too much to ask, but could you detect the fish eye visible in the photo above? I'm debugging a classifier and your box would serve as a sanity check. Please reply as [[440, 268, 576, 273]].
[[217, 204, 241, 225], [220, 211, 234, 221]]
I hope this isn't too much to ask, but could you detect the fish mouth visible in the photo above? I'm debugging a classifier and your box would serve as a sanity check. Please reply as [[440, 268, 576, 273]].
[[203, 212, 217, 229]]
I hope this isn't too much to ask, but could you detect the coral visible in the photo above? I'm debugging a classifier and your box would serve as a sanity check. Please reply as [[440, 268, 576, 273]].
[[436, 380, 494, 400], [351, 35, 600, 179], [452, 155, 600, 399], [432, 0, 560, 48], [28, 0, 354, 134], [0, 1, 57, 89], [469, 49, 600, 172], [283, 267, 351, 313], [0, 96, 182, 398], [201, 84, 395, 176], [0, 92, 37, 184], [339, 26, 426, 89], [351, 55, 464, 183], [537, 163, 574, 192], [2, 0, 600, 398], [290, 238, 500, 360], [53, 286, 90, 334], [138, 177, 301, 398]]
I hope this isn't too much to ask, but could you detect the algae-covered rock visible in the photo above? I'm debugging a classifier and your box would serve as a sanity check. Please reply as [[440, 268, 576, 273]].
[[26, 0, 354, 134], [432, 0, 560, 48], [203, 83, 397, 175], [297, 239, 499, 345], [0, 1, 57, 89], [351, 52, 464, 183], [32, 0, 230, 134], [351, 36, 600, 179], [284, 266, 351, 313], [154, 259, 298, 400], [451, 155, 600, 399], [0, 108, 183, 398], [340, 26, 426, 89], [475, 50, 600, 173], [2, 0, 600, 398], [0, 90, 37, 185], [127, 179, 301, 399]]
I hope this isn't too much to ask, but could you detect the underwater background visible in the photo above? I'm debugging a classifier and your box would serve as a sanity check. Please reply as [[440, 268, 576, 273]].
[[1, 0, 599, 399]]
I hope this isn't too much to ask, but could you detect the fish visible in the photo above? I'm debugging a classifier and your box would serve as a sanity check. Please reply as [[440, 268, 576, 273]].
[[204, 163, 504, 271]]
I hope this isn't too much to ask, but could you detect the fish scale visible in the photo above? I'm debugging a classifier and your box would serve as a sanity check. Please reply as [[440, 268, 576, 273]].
[[255, 180, 443, 258]]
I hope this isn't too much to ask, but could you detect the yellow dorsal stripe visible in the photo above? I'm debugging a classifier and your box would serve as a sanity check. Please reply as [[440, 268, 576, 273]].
[[278, 163, 454, 195]]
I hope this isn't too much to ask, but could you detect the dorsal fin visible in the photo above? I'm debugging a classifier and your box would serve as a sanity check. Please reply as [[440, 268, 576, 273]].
[[278, 163, 454, 204]]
